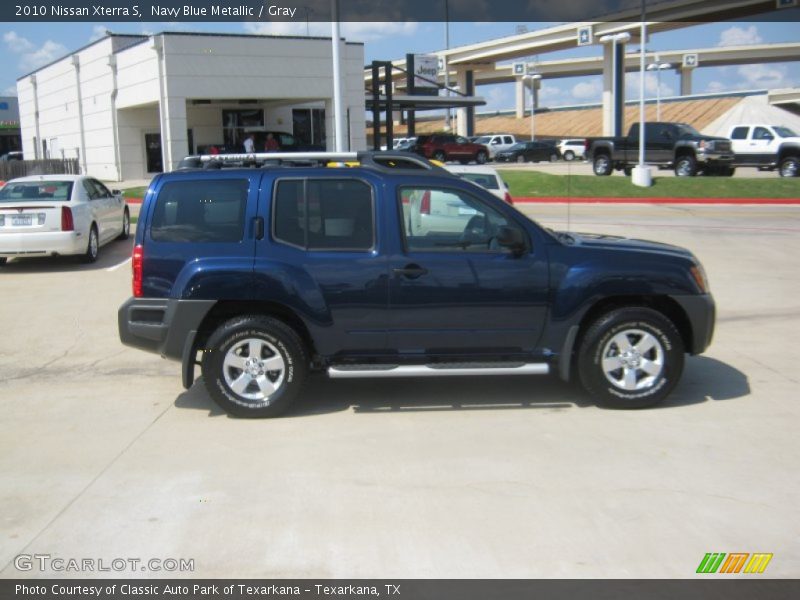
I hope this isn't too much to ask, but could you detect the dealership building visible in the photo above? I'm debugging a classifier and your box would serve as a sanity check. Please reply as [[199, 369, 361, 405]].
[[15, 32, 366, 180]]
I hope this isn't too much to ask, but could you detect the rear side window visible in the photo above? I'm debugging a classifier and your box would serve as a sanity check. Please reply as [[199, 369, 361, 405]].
[[150, 179, 248, 243], [273, 178, 374, 251]]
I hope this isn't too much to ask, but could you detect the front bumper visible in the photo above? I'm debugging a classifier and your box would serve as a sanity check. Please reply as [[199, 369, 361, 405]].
[[696, 151, 734, 165], [671, 293, 716, 355], [0, 230, 85, 257]]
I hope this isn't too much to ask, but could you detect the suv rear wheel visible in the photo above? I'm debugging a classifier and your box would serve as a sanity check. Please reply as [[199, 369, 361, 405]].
[[577, 307, 684, 409], [433, 150, 446, 162], [779, 156, 798, 177], [475, 150, 488, 164], [202, 316, 308, 417]]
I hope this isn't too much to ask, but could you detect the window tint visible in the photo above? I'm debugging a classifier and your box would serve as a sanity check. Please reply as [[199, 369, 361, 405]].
[[730, 126, 749, 140], [82, 180, 102, 200], [273, 179, 374, 251], [150, 179, 248, 243], [0, 181, 73, 202], [503, 136, 513, 144], [399, 186, 511, 253], [91, 179, 112, 197]]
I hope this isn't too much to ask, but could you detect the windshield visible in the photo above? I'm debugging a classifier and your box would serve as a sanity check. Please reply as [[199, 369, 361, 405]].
[[773, 126, 797, 138], [0, 181, 73, 202], [457, 172, 500, 190]]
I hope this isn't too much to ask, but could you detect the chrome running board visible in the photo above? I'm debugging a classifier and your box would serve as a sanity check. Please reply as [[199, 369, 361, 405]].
[[328, 363, 549, 379]]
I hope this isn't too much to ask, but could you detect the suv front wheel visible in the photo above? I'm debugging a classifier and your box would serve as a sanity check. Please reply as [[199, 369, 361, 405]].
[[202, 316, 308, 417], [577, 307, 684, 409]]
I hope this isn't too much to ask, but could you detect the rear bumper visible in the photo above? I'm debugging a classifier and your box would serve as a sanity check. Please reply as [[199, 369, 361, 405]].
[[671, 293, 716, 355], [0, 230, 85, 257], [118, 297, 216, 360]]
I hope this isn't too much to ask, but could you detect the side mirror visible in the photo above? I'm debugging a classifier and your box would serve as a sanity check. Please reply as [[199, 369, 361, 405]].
[[112, 189, 121, 196], [496, 226, 526, 253]]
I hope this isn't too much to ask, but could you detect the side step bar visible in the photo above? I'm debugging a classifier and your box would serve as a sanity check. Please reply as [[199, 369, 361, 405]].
[[328, 363, 549, 379]]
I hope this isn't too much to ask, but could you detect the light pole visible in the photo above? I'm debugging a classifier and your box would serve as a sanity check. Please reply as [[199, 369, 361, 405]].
[[443, 0, 451, 131], [598, 32, 631, 138], [646, 57, 672, 121], [523, 72, 541, 141]]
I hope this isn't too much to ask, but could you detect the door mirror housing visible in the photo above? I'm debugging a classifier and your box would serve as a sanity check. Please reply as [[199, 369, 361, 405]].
[[496, 226, 526, 254], [112, 189, 121, 196]]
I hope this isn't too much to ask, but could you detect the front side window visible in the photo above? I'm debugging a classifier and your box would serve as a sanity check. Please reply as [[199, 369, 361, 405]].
[[399, 186, 512, 253], [273, 179, 374, 251], [150, 179, 248, 243], [753, 127, 773, 140], [730, 126, 749, 140]]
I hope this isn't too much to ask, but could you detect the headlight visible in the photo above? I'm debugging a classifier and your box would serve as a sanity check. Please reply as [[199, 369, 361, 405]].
[[690, 263, 710, 293]]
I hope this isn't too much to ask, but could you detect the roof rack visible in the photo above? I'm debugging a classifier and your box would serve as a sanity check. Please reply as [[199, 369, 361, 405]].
[[176, 151, 447, 174]]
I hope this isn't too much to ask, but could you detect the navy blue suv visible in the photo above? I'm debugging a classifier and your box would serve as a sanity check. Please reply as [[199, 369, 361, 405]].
[[119, 152, 714, 417]]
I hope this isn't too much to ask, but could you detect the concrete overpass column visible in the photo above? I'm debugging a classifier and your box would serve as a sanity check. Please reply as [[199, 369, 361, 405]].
[[680, 67, 693, 96], [515, 79, 525, 119], [456, 69, 475, 137], [601, 40, 626, 136]]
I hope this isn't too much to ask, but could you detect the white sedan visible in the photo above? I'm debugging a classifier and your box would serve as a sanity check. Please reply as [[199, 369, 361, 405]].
[[0, 175, 130, 265]]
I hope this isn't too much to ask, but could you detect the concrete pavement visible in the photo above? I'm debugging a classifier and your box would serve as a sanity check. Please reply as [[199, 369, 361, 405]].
[[0, 204, 798, 578]]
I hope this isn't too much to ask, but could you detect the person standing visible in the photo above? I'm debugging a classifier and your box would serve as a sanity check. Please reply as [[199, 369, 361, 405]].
[[243, 134, 255, 154], [265, 133, 280, 152]]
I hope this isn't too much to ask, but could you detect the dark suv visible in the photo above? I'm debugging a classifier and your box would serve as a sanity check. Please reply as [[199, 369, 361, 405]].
[[413, 134, 490, 164], [119, 151, 715, 418]]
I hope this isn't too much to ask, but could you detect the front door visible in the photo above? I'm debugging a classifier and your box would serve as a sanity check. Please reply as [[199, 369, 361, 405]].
[[145, 133, 163, 173], [388, 184, 549, 358]]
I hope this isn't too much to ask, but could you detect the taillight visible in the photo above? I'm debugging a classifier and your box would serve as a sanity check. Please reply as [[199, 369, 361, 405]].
[[61, 206, 74, 231], [504, 191, 514, 206], [420, 190, 431, 215], [132, 244, 143, 297]]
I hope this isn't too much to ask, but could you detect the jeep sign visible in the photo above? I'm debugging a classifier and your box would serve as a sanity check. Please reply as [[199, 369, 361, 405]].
[[414, 54, 440, 89]]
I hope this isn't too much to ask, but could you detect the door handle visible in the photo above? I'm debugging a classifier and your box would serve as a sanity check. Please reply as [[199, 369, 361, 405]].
[[393, 264, 428, 279], [253, 216, 264, 240]]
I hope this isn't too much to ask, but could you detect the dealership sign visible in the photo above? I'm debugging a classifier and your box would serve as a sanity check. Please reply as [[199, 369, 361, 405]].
[[414, 55, 440, 89]]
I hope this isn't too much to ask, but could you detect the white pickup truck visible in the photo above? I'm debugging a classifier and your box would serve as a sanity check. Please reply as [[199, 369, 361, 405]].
[[728, 123, 800, 177], [473, 134, 517, 159]]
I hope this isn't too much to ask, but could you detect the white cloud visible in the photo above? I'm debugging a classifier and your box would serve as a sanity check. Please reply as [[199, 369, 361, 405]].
[[482, 85, 510, 111], [3, 84, 18, 96], [737, 63, 792, 89], [718, 25, 762, 47], [706, 80, 727, 93], [571, 79, 602, 101], [3, 31, 68, 73], [243, 21, 418, 42], [89, 25, 108, 42], [626, 72, 675, 99], [3, 31, 34, 53]]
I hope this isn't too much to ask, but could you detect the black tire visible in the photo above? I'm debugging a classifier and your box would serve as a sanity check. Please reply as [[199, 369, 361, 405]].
[[0, 257, 7, 266], [779, 156, 799, 177], [564, 150, 575, 161], [593, 153, 613, 176], [432, 150, 446, 163], [459, 159, 469, 165], [475, 151, 488, 164], [549, 153, 559, 162], [516, 155, 525, 164], [623, 166, 632, 177], [723, 167, 736, 177], [201, 316, 308, 418], [674, 154, 697, 177], [577, 307, 684, 409], [116, 208, 130, 241], [84, 225, 99, 263]]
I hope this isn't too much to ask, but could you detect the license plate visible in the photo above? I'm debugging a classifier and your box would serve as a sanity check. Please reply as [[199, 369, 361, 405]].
[[11, 215, 33, 226]]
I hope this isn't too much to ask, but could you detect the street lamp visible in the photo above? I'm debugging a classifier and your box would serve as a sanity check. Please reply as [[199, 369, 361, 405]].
[[522, 72, 542, 141], [646, 58, 672, 121], [598, 32, 631, 138]]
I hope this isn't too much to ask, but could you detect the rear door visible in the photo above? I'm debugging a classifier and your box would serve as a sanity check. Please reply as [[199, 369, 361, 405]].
[[140, 172, 260, 298], [748, 127, 776, 165], [729, 126, 751, 162], [259, 172, 389, 357], [88, 178, 124, 241]]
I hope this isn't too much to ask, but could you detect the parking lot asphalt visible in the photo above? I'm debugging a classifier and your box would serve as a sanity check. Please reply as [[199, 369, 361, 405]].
[[1, 203, 799, 578]]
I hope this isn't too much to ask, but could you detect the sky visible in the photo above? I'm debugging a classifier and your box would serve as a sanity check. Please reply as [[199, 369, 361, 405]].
[[1, 18, 799, 112]]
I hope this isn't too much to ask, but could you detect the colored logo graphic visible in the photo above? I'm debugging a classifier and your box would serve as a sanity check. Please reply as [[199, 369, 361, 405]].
[[696, 553, 773, 574]]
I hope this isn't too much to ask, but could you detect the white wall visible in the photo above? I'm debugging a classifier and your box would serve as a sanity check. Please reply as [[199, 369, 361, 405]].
[[19, 33, 367, 180]]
